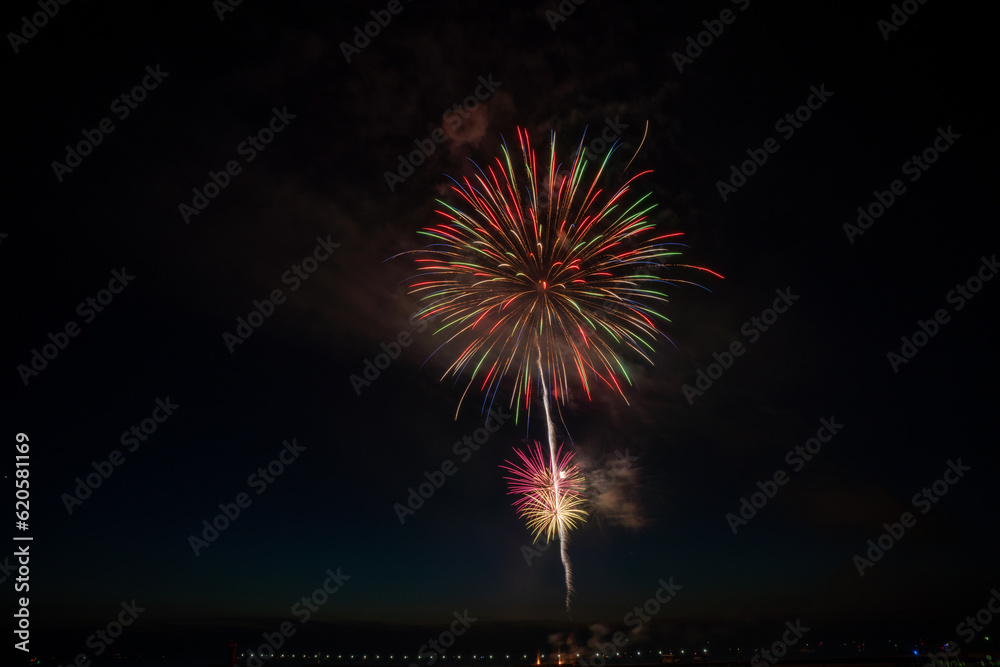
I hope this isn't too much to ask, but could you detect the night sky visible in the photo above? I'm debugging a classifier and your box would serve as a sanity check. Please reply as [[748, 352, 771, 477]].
[[4, 0, 998, 664]]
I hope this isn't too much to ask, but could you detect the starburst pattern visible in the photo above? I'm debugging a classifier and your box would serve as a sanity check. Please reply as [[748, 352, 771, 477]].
[[502, 442, 588, 542], [408, 127, 720, 420]]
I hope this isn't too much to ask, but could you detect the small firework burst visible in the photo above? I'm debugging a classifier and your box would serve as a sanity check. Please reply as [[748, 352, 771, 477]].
[[502, 442, 588, 542]]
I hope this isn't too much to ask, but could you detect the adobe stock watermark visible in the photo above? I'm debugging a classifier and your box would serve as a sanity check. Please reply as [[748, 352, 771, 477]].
[[407, 610, 477, 665], [853, 458, 971, 576], [51, 600, 145, 666], [877, 0, 928, 41], [590, 448, 639, 488], [545, 0, 586, 31], [239, 567, 350, 667], [843, 126, 961, 244], [0, 552, 23, 585], [531, 116, 629, 213], [7, 0, 72, 54], [51, 65, 170, 183], [716, 84, 834, 202], [17, 267, 136, 387], [580, 116, 630, 162], [340, 0, 415, 63], [924, 642, 961, 667], [623, 577, 682, 635], [12, 544, 30, 652], [682, 287, 799, 404], [350, 310, 441, 396], [751, 620, 810, 666], [672, 0, 752, 72], [213, 0, 243, 22], [578, 579, 681, 667], [886, 254, 996, 373], [598, 250, 684, 322], [61, 396, 180, 515], [222, 235, 339, 353], [726, 416, 844, 534], [520, 533, 555, 567], [394, 407, 512, 524], [187, 438, 306, 556], [179, 106, 297, 224], [384, 74, 503, 192], [916, 590, 1000, 667], [954, 588, 1000, 646]]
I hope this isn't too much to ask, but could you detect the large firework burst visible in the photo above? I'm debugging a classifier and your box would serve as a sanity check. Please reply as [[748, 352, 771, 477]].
[[405, 126, 719, 609], [409, 127, 718, 420]]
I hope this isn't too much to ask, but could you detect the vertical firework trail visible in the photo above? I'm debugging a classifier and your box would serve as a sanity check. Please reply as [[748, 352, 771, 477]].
[[535, 341, 573, 610]]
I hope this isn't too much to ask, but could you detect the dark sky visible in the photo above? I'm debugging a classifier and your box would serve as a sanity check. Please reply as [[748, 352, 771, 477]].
[[4, 0, 998, 664]]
